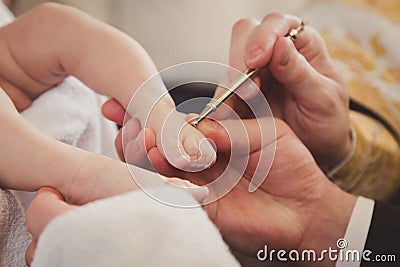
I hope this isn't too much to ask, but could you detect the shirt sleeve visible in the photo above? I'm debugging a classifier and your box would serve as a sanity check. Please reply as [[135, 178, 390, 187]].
[[335, 196, 375, 267]]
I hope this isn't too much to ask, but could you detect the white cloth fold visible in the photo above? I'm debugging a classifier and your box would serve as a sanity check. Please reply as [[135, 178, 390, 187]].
[[32, 186, 240, 267]]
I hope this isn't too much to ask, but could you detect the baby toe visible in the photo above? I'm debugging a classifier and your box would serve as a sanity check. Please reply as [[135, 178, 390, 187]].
[[160, 139, 191, 169], [181, 130, 216, 171]]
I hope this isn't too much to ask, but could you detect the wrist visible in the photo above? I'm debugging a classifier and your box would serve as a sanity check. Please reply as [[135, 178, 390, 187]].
[[299, 178, 357, 266], [325, 125, 356, 176], [319, 124, 354, 173]]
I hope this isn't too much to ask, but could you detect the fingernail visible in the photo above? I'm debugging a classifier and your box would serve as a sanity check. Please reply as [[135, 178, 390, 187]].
[[246, 47, 263, 65]]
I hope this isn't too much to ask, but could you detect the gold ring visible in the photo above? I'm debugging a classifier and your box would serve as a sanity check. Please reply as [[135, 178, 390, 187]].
[[286, 20, 308, 41]]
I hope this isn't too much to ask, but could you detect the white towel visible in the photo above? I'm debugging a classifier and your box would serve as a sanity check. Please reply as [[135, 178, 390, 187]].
[[21, 77, 118, 159], [0, 189, 31, 267], [32, 186, 240, 267]]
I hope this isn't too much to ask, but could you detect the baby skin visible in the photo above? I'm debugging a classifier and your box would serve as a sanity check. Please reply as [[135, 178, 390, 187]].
[[0, 3, 216, 171]]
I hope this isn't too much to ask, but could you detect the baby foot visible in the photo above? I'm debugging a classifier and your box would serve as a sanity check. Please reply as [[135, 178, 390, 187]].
[[147, 104, 216, 172]]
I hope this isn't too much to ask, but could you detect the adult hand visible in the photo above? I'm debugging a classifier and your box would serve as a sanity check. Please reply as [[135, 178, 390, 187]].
[[129, 117, 356, 265], [198, 119, 356, 264], [217, 13, 351, 171], [103, 97, 357, 264]]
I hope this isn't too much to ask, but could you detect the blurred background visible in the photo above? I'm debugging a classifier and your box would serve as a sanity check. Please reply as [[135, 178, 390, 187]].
[[3, 0, 400, 143], [5, 0, 398, 70], [4, 0, 316, 69]]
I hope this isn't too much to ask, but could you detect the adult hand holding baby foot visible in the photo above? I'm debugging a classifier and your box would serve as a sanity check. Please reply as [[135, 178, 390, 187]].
[[139, 98, 217, 172], [119, 64, 224, 173]]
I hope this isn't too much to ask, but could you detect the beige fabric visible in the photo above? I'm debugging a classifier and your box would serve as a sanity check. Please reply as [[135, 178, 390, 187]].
[[331, 113, 400, 201], [312, 1, 400, 201]]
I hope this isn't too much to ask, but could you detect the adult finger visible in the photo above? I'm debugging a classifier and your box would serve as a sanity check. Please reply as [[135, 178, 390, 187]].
[[215, 18, 260, 109], [196, 117, 277, 154], [229, 18, 259, 72], [269, 37, 346, 113], [101, 98, 125, 125], [295, 26, 328, 62], [245, 12, 301, 68], [216, 13, 300, 105], [292, 26, 343, 83]]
